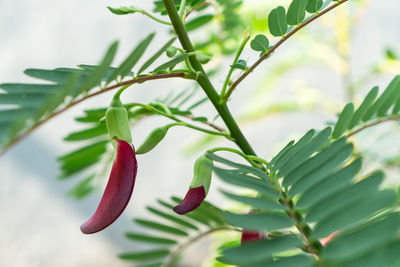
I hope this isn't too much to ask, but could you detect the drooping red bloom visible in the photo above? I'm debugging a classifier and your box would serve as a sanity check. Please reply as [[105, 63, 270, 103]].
[[241, 229, 266, 244], [173, 186, 206, 215], [80, 140, 138, 234]]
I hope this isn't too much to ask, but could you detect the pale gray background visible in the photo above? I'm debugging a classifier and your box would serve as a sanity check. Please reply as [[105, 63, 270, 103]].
[[1, 0, 399, 266]]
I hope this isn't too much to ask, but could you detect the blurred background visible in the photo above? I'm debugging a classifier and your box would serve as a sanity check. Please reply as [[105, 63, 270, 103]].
[[1, 0, 399, 266]]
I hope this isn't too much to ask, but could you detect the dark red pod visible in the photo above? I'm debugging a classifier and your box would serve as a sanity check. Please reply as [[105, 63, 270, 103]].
[[80, 140, 138, 234], [173, 186, 206, 215]]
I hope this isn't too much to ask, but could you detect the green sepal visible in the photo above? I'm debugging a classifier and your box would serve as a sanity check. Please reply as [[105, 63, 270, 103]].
[[105, 96, 132, 147], [190, 154, 213, 195]]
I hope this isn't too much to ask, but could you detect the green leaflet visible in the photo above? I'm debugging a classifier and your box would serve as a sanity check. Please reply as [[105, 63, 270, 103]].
[[185, 14, 214, 32], [305, 171, 384, 223], [134, 219, 189, 236], [125, 232, 177, 245], [363, 75, 400, 120], [272, 129, 315, 173], [0, 83, 60, 94], [146, 206, 199, 230], [118, 249, 170, 261], [223, 211, 293, 231], [214, 168, 279, 198], [107, 33, 155, 83], [267, 140, 294, 168], [287, 0, 309, 25], [63, 124, 107, 141], [313, 189, 397, 238], [297, 158, 362, 208], [259, 255, 314, 267], [306, 0, 323, 13], [138, 37, 176, 74], [250, 34, 269, 52], [221, 190, 283, 211], [288, 143, 353, 195], [376, 75, 400, 116], [332, 103, 354, 139], [282, 137, 348, 186], [67, 174, 96, 199], [268, 6, 288, 37], [322, 213, 400, 262], [153, 53, 190, 72], [278, 127, 331, 178], [218, 235, 302, 265], [338, 240, 400, 267], [58, 140, 108, 170], [24, 68, 75, 83], [348, 86, 379, 129], [207, 152, 270, 180]]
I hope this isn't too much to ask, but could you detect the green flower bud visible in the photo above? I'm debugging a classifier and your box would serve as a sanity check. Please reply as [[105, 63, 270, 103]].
[[136, 125, 169, 154], [196, 51, 212, 64], [190, 154, 213, 195], [166, 46, 178, 57], [105, 96, 132, 147]]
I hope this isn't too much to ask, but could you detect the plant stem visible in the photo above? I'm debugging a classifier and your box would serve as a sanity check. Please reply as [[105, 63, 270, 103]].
[[220, 29, 250, 100], [138, 9, 172, 25], [129, 103, 232, 139], [208, 147, 259, 168], [178, 0, 187, 19], [162, 0, 257, 156], [346, 115, 400, 138], [164, 226, 241, 267]]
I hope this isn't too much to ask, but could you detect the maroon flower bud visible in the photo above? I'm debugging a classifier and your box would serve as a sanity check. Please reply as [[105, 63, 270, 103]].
[[241, 229, 266, 244], [80, 140, 138, 234], [173, 186, 206, 215], [173, 155, 213, 215]]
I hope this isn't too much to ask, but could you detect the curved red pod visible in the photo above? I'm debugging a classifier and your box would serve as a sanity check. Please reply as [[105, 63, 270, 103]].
[[241, 229, 266, 244], [173, 186, 206, 215], [80, 140, 138, 234]]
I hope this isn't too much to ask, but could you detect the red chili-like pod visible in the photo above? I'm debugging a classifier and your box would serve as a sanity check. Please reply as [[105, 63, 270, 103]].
[[80, 140, 138, 234], [241, 229, 266, 244], [173, 186, 206, 215]]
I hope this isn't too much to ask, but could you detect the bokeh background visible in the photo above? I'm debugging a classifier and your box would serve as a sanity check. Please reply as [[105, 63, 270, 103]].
[[1, 0, 399, 266]]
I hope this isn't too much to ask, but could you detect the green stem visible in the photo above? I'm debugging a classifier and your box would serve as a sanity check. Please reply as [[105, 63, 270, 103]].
[[178, 0, 187, 19], [128, 103, 232, 139], [162, 0, 257, 156], [208, 147, 259, 167], [138, 9, 172, 25], [220, 29, 250, 100]]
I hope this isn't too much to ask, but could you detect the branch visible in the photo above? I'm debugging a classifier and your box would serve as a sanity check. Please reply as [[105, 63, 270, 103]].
[[227, 0, 349, 97], [346, 115, 400, 138], [164, 226, 241, 267], [0, 72, 187, 155], [181, 114, 226, 132]]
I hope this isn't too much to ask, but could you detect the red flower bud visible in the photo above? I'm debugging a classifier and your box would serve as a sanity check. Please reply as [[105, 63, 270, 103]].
[[241, 229, 266, 244], [80, 140, 138, 234], [173, 155, 213, 215], [173, 186, 206, 215]]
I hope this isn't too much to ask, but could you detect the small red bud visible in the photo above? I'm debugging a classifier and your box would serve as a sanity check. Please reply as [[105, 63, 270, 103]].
[[241, 229, 266, 244], [173, 186, 206, 215]]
